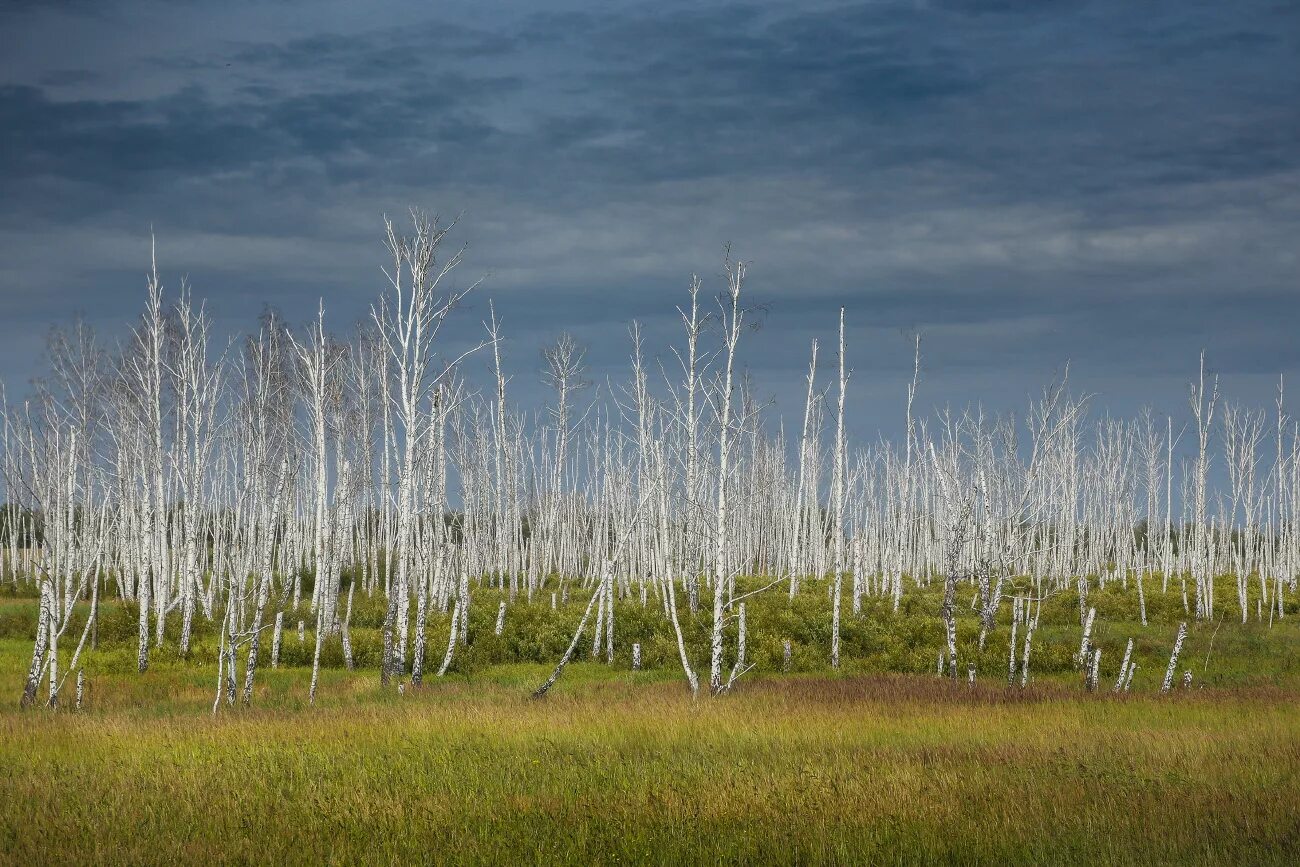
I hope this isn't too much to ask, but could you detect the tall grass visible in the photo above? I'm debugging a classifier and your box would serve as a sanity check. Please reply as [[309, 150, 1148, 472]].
[[2, 575, 1298, 864], [1, 651, 1298, 864]]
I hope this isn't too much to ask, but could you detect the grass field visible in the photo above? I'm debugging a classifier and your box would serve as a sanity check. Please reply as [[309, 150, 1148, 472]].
[[2, 580, 1299, 864]]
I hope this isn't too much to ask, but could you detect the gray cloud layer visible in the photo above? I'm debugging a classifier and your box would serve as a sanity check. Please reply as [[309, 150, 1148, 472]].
[[2, 0, 1297, 431]]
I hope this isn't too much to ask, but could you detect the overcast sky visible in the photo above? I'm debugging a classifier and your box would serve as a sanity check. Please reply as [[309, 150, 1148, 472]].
[[2, 0, 1297, 438]]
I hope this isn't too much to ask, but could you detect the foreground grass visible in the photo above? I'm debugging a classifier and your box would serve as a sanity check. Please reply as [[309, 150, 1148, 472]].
[[2, 576, 1298, 864], [2, 650, 1298, 865]]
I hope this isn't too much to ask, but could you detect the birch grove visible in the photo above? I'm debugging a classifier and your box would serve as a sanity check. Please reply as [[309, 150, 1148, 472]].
[[5, 212, 1300, 710]]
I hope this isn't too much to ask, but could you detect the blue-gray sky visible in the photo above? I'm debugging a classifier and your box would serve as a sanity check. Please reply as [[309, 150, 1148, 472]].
[[2, 0, 1298, 434]]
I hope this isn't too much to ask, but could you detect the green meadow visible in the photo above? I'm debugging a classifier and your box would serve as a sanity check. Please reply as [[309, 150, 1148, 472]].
[[1, 578, 1298, 865]]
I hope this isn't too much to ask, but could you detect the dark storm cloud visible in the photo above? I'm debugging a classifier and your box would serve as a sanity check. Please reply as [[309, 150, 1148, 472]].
[[0, 0, 1297, 428], [230, 21, 520, 70], [1, 73, 516, 203]]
